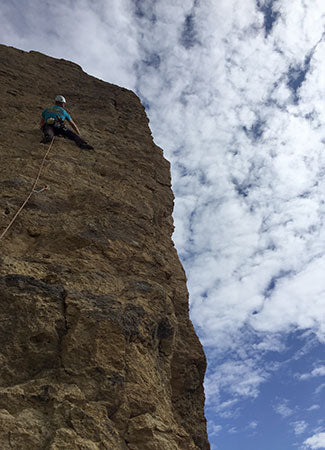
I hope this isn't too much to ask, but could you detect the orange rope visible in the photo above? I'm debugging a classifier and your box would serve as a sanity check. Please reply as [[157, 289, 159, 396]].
[[0, 137, 55, 241]]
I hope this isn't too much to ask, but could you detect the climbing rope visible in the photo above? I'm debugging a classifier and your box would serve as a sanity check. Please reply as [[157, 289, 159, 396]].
[[0, 137, 55, 241]]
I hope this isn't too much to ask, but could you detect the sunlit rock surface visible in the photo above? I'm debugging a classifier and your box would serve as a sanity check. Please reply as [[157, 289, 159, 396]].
[[0, 44, 210, 450]]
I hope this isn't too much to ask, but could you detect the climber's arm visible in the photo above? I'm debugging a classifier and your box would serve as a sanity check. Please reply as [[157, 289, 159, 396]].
[[67, 118, 81, 135], [40, 117, 45, 128]]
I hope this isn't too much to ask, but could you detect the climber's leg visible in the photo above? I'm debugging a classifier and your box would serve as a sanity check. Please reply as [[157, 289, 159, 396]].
[[41, 124, 55, 144], [60, 127, 94, 150]]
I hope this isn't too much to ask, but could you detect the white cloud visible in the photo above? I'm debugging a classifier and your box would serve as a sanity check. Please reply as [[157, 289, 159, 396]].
[[274, 399, 294, 418], [205, 359, 268, 405], [249, 258, 325, 341], [247, 420, 258, 430], [299, 366, 325, 381], [315, 384, 325, 395], [303, 432, 325, 449], [307, 405, 320, 412], [291, 420, 308, 435], [209, 424, 223, 436]]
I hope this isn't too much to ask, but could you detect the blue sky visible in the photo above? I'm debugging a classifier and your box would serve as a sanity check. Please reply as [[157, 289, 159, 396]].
[[1, 1, 325, 449]]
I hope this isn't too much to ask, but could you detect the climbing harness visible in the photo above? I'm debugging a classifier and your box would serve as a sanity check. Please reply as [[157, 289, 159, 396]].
[[0, 137, 55, 241]]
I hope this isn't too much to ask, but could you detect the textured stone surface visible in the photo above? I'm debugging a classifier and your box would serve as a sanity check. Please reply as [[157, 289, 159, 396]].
[[0, 44, 210, 449]]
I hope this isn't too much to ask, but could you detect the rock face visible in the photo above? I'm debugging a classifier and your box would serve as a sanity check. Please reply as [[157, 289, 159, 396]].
[[0, 44, 210, 450]]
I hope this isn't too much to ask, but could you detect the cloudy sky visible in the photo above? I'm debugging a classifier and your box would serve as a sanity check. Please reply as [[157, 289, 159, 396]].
[[1, 0, 325, 448]]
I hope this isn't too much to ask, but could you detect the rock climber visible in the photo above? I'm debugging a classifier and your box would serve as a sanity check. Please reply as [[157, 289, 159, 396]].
[[40, 95, 94, 150]]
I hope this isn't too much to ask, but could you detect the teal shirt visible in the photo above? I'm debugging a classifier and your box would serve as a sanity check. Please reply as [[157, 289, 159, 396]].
[[42, 105, 71, 123]]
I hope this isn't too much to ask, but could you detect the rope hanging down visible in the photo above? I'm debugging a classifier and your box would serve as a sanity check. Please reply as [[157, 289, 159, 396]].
[[0, 137, 55, 241]]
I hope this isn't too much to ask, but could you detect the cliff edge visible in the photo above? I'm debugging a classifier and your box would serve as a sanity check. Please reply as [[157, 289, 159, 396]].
[[0, 44, 210, 450]]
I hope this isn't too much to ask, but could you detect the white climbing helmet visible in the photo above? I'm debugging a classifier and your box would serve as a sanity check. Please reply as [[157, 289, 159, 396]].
[[55, 95, 66, 103]]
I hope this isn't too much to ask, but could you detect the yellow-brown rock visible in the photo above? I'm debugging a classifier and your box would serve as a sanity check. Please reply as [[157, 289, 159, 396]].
[[0, 44, 210, 449]]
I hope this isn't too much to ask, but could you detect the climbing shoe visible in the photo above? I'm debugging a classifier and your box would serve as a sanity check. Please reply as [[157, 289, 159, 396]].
[[79, 143, 94, 150], [40, 136, 52, 144]]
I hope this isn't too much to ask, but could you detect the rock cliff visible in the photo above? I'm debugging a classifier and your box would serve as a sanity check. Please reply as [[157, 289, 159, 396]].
[[0, 45, 209, 449]]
